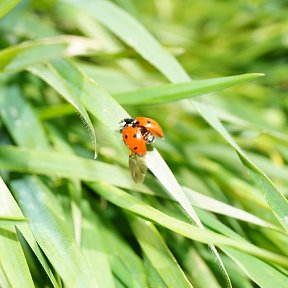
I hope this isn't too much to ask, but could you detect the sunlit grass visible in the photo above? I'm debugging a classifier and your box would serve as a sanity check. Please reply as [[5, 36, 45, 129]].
[[0, 1, 288, 287]]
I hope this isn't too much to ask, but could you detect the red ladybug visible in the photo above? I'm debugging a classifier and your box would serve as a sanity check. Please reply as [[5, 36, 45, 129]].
[[120, 116, 164, 156], [134, 116, 164, 139], [122, 125, 147, 156]]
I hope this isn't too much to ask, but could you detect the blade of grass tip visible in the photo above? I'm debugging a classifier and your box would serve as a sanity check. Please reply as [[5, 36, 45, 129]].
[[194, 101, 288, 232], [113, 73, 264, 105], [130, 217, 193, 288], [145, 149, 231, 287], [0, 0, 20, 19], [27, 61, 97, 158], [0, 178, 34, 288], [28, 59, 130, 131], [11, 176, 99, 288]]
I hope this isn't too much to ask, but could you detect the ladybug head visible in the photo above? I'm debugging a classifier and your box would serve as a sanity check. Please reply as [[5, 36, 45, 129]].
[[119, 118, 134, 126], [119, 118, 135, 132]]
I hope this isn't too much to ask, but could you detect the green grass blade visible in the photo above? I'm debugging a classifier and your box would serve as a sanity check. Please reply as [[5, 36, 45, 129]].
[[0, 0, 19, 19], [0, 85, 49, 149], [0, 215, 28, 225], [11, 176, 99, 288], [0, 178, 34, 288], [0, 145, 149, 192], [82, 201, 115, 288], [130, 217, 193, 288], [183, 248, 221, 288], [98, 216, 148, 288], [145, 149, 231, 287], [71, 0, 189, 83], [194, 102, 288, 232], [222, 247, 288, 288], [113, 74, 264, 105], [89, 181, 288, 267], [28, 60, 98, 157], [28, 60, 129, 131], [0, 36, 102, 73], [182, 187, 278, 230], [0, 179, 60, 287]]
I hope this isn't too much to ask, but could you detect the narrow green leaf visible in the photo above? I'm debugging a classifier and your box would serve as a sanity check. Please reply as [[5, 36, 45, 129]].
[[28, 60, 128, 132], [0, 215, 28, 225], [183, 248, 221, 288], [0, 36, 102, 73], [97, 216, 148, 288], [195, 102, 288, 232], [144, 256, 167, 288], [81, 201, 115, 288], [0, 179, 60, 287], [222, 247, 288, 288], [70, 0, 189, 83], [28, 59, 127, 157], [182, 187, 278, 230], [11, 176, 99, 288], [0, 178, 34, 288], [0, 0, 19, 19], [89, 181, 288, 267], [0, 145, 149, 193], [113, 74, 264, 105], [130, 217, 193, 288]]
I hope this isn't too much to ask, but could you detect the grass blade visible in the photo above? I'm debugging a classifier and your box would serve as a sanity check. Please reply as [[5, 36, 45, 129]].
[[114, 73, 264, 105], [0, 0, 19, 19], [0, 145, 149, 192], [194, 102, 288, 232], [28, 60, 98, 157], [88, 181, 288, 267], [0, 179, 60, 287], [11, 176, 99, 288], [0, 36, 103, 73], [222, 247, 288, 288], [70, 0, 189, 83], [0, 178, 34, 288], [130, 217, 193, 288]]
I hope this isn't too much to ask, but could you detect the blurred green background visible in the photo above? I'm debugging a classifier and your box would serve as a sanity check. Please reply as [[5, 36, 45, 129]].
[[1, 0, 288, 287]]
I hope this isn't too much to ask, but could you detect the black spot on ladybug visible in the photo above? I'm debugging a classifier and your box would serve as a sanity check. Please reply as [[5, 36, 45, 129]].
[[147, 120, 151, 124], [133, 147, 138, 150], [133, 134, 138, 138], [125, 135, 128, 139]]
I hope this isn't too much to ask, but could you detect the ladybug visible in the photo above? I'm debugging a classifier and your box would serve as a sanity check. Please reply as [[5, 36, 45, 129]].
[[120, 116, 164, 156], [134, 116, 164, 139], [122, 125, 147, 156]]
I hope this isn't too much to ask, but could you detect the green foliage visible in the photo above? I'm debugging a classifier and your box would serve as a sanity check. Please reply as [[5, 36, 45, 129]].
[[1, 1, 288, 287]]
